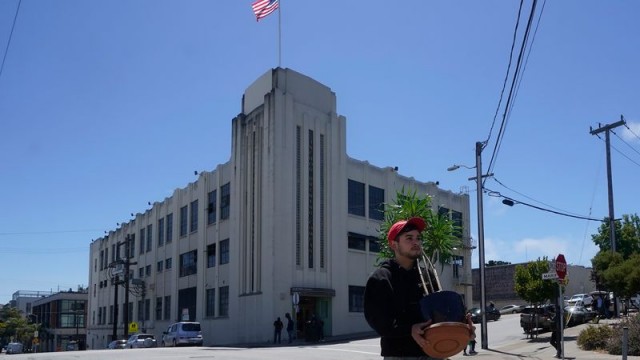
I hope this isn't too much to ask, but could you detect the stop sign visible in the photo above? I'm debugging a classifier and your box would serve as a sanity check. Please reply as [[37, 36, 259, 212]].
[[556, 254, 567, 280]]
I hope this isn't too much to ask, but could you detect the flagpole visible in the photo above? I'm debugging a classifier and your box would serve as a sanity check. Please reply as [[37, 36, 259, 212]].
[[278, 0, 282, 68]]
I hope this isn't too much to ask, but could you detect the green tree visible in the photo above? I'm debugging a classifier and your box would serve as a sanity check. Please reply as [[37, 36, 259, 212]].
[[377, 188, 462, 268], [0, 307, 39, 345], [592, 214, 640, 258], [514, 257, 556, 305]]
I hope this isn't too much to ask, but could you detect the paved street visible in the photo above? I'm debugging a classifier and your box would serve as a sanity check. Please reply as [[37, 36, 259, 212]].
[[1, 316, 633, 360]]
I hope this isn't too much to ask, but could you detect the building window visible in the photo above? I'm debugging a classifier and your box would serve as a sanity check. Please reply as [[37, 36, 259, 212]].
[[348, 233, 366, 251], [295, 126, 301, 266], [166, 213, 173, 243], [128, 236, 135, 258], [146, 224, 153, 252], [99, 250, 104, 270], [320, 133, 326, 269], [308, 129, 314, 269], [165, 257, 172, 270], [158, 218, 165, 247], [190, 200, 198, 233], [349, 286, 365, 312], [219, 286, 229, 316], [145, 265, 151, 277], [109, 305, 113, 324], [179, 250, 197, 277], [368, 185, 385, 221], [180, 206, 188, 237], [155, 297, 162, 320], [348, 179, 365, 216], [137, 300, 144, 321], [220, 183, 230, 220], [207, 190, 217, 224], [369, 237, 381, 253], [157, 260, 164, 272], [164, 296, 171, 320], [139, 229, 145, 255], [452, 210, 463, 240], [207, 244, 216, 268], [138, 267, 144, 278], [453, 255, 464, 279], [206, 288, 215, 317], [144, 298, 151, 321], [219, 239, 229, 265]]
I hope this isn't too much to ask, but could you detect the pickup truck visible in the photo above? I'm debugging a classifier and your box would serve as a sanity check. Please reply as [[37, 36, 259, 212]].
[[520, 305, 556, 333]]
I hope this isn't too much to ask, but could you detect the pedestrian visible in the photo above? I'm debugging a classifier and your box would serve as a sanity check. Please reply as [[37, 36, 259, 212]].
[[463, 312, 477, 356], [273, 317, 283, 344], [550, 305, 561, 358], [285, 313, 295, 343], [364, 217, 451, 358]]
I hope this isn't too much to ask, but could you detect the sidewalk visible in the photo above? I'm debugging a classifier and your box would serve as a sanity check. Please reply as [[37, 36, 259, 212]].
[[449, 318, 629, 360]]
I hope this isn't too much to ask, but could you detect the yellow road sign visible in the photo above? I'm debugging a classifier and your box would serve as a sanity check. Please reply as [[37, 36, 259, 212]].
[[129, 322, 138, 333]]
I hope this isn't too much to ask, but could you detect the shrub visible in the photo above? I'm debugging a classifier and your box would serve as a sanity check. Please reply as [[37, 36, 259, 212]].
[[605, 314, 640, 356], [577, 324, 613, 351]]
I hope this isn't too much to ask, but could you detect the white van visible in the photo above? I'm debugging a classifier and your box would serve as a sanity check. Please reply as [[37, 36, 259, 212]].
[[162, 322, 203, 347]]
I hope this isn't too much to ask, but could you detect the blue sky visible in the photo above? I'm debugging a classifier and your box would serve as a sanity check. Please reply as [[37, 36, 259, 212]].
[[1, 1, 639, 305]]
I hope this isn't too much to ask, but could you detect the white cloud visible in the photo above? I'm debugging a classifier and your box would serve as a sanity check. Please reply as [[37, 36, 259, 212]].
[[620, 121, 640, 142]]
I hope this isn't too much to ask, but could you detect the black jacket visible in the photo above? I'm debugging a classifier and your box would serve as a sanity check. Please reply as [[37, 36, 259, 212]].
[[364, 259, 425, 357]]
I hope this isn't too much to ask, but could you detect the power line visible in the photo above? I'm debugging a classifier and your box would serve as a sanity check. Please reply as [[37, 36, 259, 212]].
[[485, 187, 604, 222], [491, 177, 584, 217], [612, 129, 640, 159], [0, 0, 21, 82], [485, 0, 540, 180], [485, 0, 525, 146]]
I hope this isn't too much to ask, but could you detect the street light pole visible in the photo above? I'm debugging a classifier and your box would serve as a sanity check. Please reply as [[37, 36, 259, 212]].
[[474, 141, 488, 350]]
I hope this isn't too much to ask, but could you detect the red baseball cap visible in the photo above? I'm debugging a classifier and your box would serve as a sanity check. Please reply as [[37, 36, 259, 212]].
[[387, 217, 427, 246]]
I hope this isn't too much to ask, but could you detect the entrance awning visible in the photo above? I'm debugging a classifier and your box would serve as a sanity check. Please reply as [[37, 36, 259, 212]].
[[290, 287, 336, 297]]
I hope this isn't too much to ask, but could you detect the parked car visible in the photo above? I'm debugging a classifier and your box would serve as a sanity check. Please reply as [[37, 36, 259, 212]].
[[126, 334, 158, 348], [107, 339, 127, 349], [564, 305, 597, 327], [499, 304, 525, 314], [162, 321, 203, 347], [567, 293, 593, 307], [6, 342, 24, 354], [469, 306, 501, 323], [520, 305, 555, 333]]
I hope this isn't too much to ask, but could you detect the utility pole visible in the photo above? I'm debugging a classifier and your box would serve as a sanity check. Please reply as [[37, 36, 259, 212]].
[[474, 141, 488, 350], [590, 115, 626, 317], [112, 273, 119, 341], [124, 234, 133, 339]]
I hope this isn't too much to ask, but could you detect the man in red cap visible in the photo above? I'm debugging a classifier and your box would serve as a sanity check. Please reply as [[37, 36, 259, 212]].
[[364, 217, 435, 359]]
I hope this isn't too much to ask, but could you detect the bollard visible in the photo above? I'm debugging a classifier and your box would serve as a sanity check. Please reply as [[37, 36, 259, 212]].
[[622, 326, 628, 360]]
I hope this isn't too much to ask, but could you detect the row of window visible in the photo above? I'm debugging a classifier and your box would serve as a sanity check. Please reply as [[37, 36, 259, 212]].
[[94, 284, 232, 325], [347, 180, 385, 220], [97, 183, 232, 271]]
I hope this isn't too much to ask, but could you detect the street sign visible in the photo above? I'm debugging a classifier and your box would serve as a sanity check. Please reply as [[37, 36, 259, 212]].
[[542, 272, 558, 280], [556, 254, 567, 280], [129, 321, 138, 333]]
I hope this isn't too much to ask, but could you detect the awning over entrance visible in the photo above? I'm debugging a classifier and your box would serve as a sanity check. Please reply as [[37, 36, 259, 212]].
[[290, 287, 336, 297]]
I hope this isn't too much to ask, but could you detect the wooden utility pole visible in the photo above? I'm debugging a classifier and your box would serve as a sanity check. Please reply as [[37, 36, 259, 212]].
[[590, 115, 626, 316]]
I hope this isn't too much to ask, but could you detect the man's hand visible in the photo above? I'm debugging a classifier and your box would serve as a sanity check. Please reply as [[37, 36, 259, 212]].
[[411, 320, 433, 349]]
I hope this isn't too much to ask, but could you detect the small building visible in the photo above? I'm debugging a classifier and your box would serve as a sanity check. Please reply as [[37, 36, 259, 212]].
[[32, 290, 88, 352], [9, 290, 55, 318], [472, 262, 595, 307]]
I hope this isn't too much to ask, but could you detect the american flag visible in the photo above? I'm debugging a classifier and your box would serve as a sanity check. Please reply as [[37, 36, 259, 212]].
[[252, 0, 279, 21]]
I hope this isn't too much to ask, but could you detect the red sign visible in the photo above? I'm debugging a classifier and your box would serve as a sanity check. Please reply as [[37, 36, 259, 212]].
[[556, 254, 567, 280]]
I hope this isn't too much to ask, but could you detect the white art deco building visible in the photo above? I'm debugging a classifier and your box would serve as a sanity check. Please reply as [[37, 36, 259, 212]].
[[87, 68, 472, 348]]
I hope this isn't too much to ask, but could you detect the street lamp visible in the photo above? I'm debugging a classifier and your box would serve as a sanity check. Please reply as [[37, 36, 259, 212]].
[[448, 141, 491, 350]]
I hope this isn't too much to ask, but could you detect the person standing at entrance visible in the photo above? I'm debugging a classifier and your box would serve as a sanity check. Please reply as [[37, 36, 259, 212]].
[[285, 313, 295, 343], [364, 217, 434, 358], [273, 317, 283, 344]]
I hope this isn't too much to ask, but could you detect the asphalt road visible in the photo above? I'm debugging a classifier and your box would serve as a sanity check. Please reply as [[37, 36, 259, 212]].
[[1, 314, 529, 360]]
